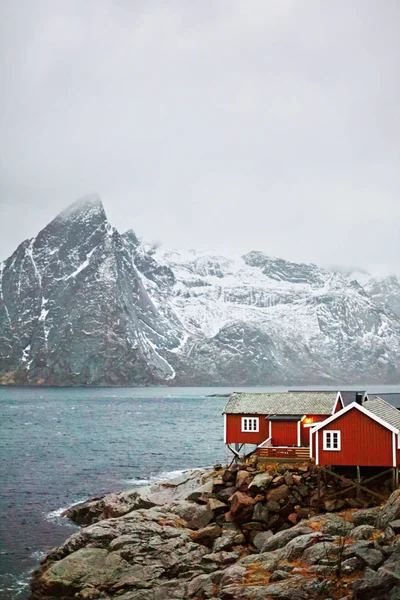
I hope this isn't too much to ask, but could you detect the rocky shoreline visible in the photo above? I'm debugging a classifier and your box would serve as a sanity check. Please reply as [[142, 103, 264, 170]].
[[30, 463, 400, 600]]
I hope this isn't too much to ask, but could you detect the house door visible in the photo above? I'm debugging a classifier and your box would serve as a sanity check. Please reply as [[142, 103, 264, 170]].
[[270, 421, 298, 446]]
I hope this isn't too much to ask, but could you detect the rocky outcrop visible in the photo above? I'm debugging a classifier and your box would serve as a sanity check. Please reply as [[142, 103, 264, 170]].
[[2, 195, 400, 386], [30, 464, 400, 599]]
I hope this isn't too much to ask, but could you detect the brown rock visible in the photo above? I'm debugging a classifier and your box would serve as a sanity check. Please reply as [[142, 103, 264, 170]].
[[208, 497, 227, 514], [267, 484, 290, 504], [288, 512, 298, 525], [292, 474, 302, 486], [222, 470, 236, 483], [241, 521, 264, 532], [272, 475, 285, 486], [235, 470, 251, 490], [324, 498, 345, 512], [190, 524, 222, 546], [230, 491, 256, 516], [252, 493, 265, 503]]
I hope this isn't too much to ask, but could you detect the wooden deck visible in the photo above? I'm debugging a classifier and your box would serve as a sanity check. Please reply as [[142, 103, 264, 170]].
[[257, 446, 311, 461]]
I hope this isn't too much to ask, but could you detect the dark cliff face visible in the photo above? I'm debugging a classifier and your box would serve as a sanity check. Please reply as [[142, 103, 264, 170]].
[[0, 195, 182, 385], [1, 195, 400, 386]]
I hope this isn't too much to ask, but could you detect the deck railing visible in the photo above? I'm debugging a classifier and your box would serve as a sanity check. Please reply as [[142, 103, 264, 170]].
[[257, 446, 310, 460]]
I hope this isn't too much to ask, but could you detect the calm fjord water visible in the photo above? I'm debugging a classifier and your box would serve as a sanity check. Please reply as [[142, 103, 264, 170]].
[[1, 385, 400, 599]]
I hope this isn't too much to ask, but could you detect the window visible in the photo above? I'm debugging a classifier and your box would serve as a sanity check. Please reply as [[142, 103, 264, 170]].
[[241, 417, 259, 432], [323, 430, 341, 451]]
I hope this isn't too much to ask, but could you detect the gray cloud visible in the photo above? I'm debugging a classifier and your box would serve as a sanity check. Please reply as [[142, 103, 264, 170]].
[[0, 0, 399, 273]]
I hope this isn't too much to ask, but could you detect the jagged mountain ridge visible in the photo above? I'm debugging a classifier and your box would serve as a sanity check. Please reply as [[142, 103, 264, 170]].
[[1, 195, 399, 385]]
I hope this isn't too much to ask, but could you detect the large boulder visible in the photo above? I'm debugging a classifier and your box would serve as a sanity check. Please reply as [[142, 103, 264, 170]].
[[353, 550, 400, 599], [229, 491, 256, 519], [352, 506, 380, 527], [266, 484, 290, 504], [261, 525, 314, 552], [167, 500, 213, 529], [377, 490, 400, 529], [248, 473, 273, 493]]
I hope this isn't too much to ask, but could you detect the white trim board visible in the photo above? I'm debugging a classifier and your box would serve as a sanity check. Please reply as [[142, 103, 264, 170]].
[[331, 392, 344, 415], [310, 401, 399, 435]]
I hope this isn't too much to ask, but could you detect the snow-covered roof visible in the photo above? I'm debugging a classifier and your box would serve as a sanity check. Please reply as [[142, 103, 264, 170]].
[[363, 397, 400, 432], [223, 391, 338, 415]]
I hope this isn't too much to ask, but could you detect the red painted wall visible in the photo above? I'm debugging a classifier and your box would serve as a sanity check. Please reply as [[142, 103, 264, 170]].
[[225, 414, 268, 445], [301, 415, 329, 446], [316, 408, 394, 467], [226, 414, 331, 447], [271, 421, 298, 446]]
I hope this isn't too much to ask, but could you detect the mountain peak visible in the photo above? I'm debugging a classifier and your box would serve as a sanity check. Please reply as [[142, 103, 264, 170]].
[[57, 193, 106, 221]]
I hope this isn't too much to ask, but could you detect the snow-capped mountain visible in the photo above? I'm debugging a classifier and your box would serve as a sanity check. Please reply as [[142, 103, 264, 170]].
[[1, 196, 399, 386], [344, 269, 400, 319]]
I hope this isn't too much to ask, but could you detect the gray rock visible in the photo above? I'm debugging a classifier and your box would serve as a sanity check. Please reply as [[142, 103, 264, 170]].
[[390, 587, 400, 600], [186, 573, 214, 598], [302, 540, 340, 565], [186, 479, 214, 503], [353, 550, 400, 599], [352, 506, 380, 527], [261, 525, 313, 552], [252, 530, 273, 551], [354, 546, 384, 569], [320, 515, 354, 536], [343, 539, 374, 559], [377, 490, 400, 529], [248, 473, 273, 493], [341, 556, 364, 574], [219, 564, 247, 588], [252, 503, 269, 524], [239, 551, 277, 570], [167, 500, 213, 529], [269, 569, 293, 582], [277, 532, 326, 560], [351, 524, 379, 540], [389, 520, 400, 534]]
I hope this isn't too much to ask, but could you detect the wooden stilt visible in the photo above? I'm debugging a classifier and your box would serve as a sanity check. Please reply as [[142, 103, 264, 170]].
[[396, 467, 399, 489], [317, 469, 321, 514], [393, 468, 396, 492], [356, 466, 361, 498]]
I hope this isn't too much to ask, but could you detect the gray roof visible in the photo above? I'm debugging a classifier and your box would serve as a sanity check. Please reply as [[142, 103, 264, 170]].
[[368, 394, 400, 409], [223, 392, 338, 415], [289, 389, 367, 407], [340, 391, 367, 406], [363, 397, 400, 432]]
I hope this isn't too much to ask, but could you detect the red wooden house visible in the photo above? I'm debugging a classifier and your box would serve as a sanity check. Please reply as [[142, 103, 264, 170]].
[[310, 396, 400, 468], [223, 391, 344, 460]]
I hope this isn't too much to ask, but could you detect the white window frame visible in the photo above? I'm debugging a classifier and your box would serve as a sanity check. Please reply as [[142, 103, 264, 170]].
[[323, 430, 341, 451], [241, 417, 259, 433]]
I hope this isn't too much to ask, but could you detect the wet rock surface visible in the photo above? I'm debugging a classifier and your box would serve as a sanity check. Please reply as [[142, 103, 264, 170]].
[[31, 463, 400, 600]]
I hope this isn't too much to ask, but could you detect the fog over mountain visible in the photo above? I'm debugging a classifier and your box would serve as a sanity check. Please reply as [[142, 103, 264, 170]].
[[1, 196, 399, 386]]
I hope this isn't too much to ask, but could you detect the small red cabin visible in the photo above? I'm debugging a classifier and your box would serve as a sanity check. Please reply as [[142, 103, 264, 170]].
[[223, 391, 343, 459], [310, 398, 400, 468]]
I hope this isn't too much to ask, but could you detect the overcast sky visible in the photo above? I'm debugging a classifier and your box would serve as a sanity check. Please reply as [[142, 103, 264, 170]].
[[0, 1, 399, 273]]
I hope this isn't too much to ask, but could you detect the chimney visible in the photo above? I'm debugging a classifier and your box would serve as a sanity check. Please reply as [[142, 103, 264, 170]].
[[355, 392, 364, 405]]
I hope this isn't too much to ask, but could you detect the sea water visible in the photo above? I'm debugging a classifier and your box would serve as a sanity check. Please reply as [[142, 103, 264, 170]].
[[1, 384, 399, 599]]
